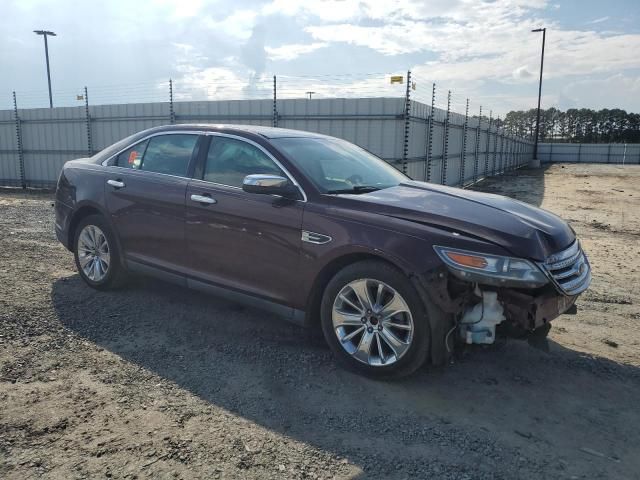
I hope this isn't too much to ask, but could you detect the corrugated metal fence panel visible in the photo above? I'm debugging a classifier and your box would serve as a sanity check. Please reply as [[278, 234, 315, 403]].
[[91, 102, 170, 150], [538, 143, 640, 164], [0, 97, 535, 189], [175, 99, 273, 125], [278, 97, 405, 164], [460, 120, 476, 185], [624, 144, 640, 163], [0, 109, 20, 186], [445, 121, 464, 186], [20, 107, 87, 187]]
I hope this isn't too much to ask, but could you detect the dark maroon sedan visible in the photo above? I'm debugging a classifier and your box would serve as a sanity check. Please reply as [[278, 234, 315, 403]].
[[55, 125, 591, 377]]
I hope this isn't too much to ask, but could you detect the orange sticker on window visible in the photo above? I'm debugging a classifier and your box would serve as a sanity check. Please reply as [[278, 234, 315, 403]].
[[128, 151, 138, 164]]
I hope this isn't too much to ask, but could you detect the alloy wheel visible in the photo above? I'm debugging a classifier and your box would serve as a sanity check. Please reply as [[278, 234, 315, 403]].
[[77, 225, 110, 282], [332, 278, 414, 367]]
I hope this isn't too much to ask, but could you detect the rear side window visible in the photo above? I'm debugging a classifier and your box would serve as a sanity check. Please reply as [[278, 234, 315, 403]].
[[203, 137, 284, 187], [116, 140, 148, 169], [141, 135, 198, 176], [115, 134, 198, 177]]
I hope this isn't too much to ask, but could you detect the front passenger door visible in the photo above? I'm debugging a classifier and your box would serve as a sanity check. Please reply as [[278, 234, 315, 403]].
[[185, 135, 304, 306]]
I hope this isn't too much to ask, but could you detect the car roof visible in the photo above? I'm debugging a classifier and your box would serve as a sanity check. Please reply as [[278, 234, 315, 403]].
[[148, 124, 330, 139]]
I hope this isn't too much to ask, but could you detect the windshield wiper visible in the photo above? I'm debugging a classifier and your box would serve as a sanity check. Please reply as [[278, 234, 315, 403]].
[[326, 185, 382, 194]]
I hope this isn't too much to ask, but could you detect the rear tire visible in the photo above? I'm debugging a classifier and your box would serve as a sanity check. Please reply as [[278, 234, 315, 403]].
[[73, 214, 127, 290], [320, 260, 432, 379]]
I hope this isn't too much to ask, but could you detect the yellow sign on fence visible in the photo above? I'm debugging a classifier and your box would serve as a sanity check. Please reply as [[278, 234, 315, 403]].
[[390, 75, 404, 84]]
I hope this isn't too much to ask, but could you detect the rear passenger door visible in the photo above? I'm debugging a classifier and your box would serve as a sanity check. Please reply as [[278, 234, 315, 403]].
[[105, 133, 202, 273]]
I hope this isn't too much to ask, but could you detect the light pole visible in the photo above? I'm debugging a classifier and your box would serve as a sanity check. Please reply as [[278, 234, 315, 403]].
[[306, 91, 315, 99], [531, 27, 546, 162], [34, 30, 56, 108]]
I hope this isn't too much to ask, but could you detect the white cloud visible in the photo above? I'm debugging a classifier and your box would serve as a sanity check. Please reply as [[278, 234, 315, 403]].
[[174, 67, 251, 100], [513, 66, 535, 80], [587, 16, 610, 25], [560, 73, 640, 111], [204, 9, 258, 40], [265, 42, 329, 61]]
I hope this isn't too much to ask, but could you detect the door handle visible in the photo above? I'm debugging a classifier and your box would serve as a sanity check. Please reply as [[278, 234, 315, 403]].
[[107, 179, 125, 189], [190, 194, 216, 205]]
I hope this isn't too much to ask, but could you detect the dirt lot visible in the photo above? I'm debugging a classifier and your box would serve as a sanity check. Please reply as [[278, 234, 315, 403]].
[[1, 163, 639, 479]]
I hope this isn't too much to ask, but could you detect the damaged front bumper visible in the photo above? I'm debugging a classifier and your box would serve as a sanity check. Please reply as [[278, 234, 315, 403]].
[[499, 286, 577, 332]]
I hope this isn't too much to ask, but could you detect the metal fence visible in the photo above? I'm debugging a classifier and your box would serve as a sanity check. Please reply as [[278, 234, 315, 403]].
[[1, 71, 534, 189], [538, 143, 640, 164]]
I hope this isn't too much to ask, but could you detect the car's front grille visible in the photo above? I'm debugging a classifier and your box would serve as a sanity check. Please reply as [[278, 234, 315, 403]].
[[542, 241, 591, 296]]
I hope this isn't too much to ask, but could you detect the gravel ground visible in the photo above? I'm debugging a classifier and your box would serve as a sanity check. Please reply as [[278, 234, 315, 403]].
[[1, 163, 639, 479]]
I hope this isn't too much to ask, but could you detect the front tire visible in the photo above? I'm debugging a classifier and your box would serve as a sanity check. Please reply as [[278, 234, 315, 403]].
[[320, 260, 431, 379], [73, 214, 126, 290]]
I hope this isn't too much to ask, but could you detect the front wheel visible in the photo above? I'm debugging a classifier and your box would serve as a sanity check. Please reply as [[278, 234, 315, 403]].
[[320, 260, 432, 379]]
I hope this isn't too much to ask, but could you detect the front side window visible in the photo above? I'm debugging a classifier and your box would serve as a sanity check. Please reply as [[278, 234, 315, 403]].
[[203, 137, 284, 187], [272, 137, 407, 194], [115, 134, 197, 176]]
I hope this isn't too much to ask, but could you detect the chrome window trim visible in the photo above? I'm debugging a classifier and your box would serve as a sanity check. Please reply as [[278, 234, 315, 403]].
[[101, 130, 207, 169], [200, 132, 307, 203], [101, 129, 308, 202]]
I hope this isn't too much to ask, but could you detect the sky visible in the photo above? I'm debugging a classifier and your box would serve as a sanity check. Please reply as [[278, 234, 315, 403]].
[[1, 0, 639, 115]]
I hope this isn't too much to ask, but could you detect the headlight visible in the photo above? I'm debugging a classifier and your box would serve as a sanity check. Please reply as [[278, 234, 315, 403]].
[[433, 246, 549, 288]]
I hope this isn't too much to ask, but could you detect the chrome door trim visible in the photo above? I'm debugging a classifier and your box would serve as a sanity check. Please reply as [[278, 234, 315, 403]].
[[101, 130, 207, 168]]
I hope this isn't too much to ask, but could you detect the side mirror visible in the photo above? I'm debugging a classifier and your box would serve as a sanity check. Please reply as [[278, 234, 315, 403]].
[[242, 174, 301, 200]]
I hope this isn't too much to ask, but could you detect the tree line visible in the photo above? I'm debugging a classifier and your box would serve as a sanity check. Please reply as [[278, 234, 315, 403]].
[[493, 108, 640, 143]]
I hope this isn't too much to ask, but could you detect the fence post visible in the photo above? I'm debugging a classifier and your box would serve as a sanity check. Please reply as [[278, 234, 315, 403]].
[[84, 86, 93, 156], [12, 92, 26, 189], [459, 98, 469, 186], [492, 117, 499, 175], [402, 70, 412, 175], [578, 143, 582, 163], [607, 142, 611, 164], [440, 90, 451, 185], [169, 79, 175, 124], [499, 126, 504, 174], [272, 75, 278, 128], [425, 82, 435, 182], [485, 110, 492, 177], [510, 135, 515, 170], [473, 106, 482, 183]]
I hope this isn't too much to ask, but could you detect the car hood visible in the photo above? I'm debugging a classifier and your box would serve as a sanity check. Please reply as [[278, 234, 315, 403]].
[[339, 181, 574, 261]]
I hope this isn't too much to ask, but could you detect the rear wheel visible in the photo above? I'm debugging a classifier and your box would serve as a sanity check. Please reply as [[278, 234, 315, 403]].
[[73, 214, 126, 290], [320, 260, 432, 378]]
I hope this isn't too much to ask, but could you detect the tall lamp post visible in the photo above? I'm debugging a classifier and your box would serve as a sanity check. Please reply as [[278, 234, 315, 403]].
[[531, 27, 546, 162], [33, 29, 56, 108]]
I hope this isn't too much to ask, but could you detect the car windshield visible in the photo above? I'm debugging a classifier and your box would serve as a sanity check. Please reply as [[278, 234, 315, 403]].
[[271, 137, 408, 194]]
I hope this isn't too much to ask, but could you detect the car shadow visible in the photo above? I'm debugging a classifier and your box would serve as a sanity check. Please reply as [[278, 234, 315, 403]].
[[52, 273, 640, 478], [471, 166, 549, 207]]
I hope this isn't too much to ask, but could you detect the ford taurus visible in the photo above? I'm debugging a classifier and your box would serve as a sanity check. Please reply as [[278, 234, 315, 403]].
[[54, 125, 591, 378]]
